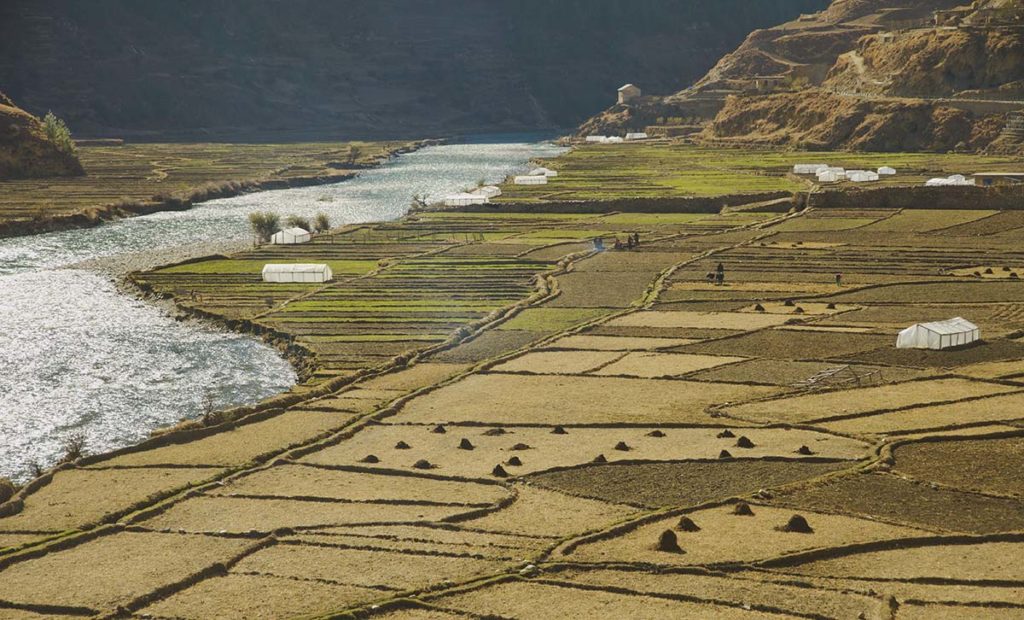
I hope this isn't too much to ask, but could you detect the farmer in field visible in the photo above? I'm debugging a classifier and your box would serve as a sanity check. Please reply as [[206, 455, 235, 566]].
[[715, 262, 725, 286], [594, 237, 605, 251], [633, 232, 640, 246], [835, 273, 842, 286], [626, 235, 635, 250]]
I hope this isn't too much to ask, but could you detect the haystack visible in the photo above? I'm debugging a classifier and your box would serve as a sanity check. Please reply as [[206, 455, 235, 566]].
[[677, 516, 701, 532], [719, 449, 733, 459], [614, 441, 631, 451], [593, 454, 608, 463], [656, 529, 684, 553], [778, 514, 813, 533], [360, 454, 380, 463], [492, 464, 509, 477], [733, 502, 755, 516], [717, 429, 736, 438], [432, 425, 447, 434], [413, 459, 435, 470], [796, 445, 814, 455], [483, 428, 508, 436], [646, 430, 666, 437], [507, 456, 523, 466], [736, 436, 755, 449], [458, 438, 475, 450], [395, 441, 411, 449], [551, 426, 568, 434]]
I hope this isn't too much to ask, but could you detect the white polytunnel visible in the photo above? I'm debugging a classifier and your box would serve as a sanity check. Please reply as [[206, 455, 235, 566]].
[[270, 227, 312, 245], [262, 263, 334, 283], [896, 317, 979, 350]]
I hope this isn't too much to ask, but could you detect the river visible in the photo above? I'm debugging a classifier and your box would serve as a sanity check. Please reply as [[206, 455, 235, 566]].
[[0, 136, 565, 482]]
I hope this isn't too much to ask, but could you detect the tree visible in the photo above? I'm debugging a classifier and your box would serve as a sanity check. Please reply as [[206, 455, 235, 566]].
[[313, 212, 330, 232], [286, 214, 311, 231], [248, 211, 280, 242], [347, 145, 363, 165], [42, 111, 76, 155], [60, 432, 87, 463]]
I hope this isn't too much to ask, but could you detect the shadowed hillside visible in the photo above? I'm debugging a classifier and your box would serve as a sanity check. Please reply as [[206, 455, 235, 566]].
[[0, 0, 827, 140], [0, 92, 83, 179]]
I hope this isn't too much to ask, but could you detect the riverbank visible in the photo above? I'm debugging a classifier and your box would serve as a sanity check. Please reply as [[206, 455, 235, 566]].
[[0, 140, 428, 239]]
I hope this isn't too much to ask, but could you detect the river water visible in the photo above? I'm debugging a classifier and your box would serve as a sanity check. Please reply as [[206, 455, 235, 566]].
[[0, 137, 564, 482]]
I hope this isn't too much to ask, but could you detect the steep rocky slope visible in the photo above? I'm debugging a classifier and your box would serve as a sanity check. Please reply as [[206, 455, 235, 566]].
[[0, 0, 825, 140], [0, 92, 83, 179], [584, 0, 1024, 153]]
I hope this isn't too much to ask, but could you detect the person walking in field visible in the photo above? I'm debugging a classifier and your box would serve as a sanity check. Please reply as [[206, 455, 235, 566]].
[[632, 232, 640, 247], [626, 235, 635, 250], [835, 273, 842, 286]]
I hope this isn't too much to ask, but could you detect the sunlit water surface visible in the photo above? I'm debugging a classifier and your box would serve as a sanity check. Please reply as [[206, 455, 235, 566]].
[[0, 138, 564, 481]]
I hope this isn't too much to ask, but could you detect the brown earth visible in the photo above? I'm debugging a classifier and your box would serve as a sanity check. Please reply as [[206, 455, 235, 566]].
[[0, 91, 83, 179]]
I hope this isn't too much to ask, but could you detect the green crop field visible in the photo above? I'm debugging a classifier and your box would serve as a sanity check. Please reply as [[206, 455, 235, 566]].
[[495, 143, 1024, 202]]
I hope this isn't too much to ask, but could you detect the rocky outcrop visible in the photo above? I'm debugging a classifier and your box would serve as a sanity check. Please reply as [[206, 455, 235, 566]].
[[704, 90, 1004, 151], [0, 91, 83, 179]]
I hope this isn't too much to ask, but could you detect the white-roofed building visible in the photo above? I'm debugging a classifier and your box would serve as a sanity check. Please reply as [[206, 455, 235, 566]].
[[443, 193, 489, 207], [878, 166, 897, 175], [617, 83, 641, 104], [529, 167, 558, 177], [793, 164, 828, 174], [585, 135, 608, 143], [896, 317, 979, 350], [270, 227, 312, 245], [474, 186, 502, 198], [625, 132, 649, 140], [262, 263, 333, 283], [514, 175, 548, 185]]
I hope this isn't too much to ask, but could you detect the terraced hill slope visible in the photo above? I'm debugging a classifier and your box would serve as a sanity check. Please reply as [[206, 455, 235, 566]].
[[582, 0, 1024, 153], [0, 91, 82, 179]]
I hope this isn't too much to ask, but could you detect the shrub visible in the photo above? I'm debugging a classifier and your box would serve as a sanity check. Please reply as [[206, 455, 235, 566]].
[[60, 432, 87, 462], [0, 478, 16, 503], [42, 111, 76, 155], [248, 211, 280, 242], [286, 215, 311, 231], [313, 212, 330, 232]]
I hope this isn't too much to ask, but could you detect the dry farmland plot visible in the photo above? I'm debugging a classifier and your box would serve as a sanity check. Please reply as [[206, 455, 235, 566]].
[[394, 374, 778, 425], [140, 495, 469, 534], [141, 572, 383, 620], [93, 410, 357, 467], [558, 569, 884, 619], [542, 334, 701, 351], [490, 350, 625, 374], [722, 378, 1016, 425], [300, 425, 868, 478], [858, 210, 998, 233], [892, 435, 1024, 497], [462, 484, 638, 538], [820, 392, 1024, 435], [0, 466, 223, 533], [434, 580, 781, 619], [530, 459, 853, 508], [677, 329, 893, 359], [592, 352, 748, 378], [825, 281, 1024, 304], [772, 472, 1024, 534], [233, 542, 510, 591], [689, 358, 929, 386], [565, 503, 927, 567], [0, 531, 251, 613], [209, 464, 509, 505], [608, 311, 794, 331], [772, 539, 1024, 582]]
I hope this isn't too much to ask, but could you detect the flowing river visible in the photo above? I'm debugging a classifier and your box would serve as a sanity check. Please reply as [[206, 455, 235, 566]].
[[0, 136, 565, 482]]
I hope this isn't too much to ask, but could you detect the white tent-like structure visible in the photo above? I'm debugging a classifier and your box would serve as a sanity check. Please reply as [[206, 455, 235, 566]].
[[585, 135, 608, 143], [625, 132, 649, 140], [848, 170, 880, 183], [878, 166, 897, 176], [925, 174, 975, 187], [443, 193, 489, 207], [529, 167, 558, 177], [793, 163, 828, 174], [514, 175, 548, 185], [604, 136, 625, 143], [817, 169, 841, 183], [473, 186, 502, 198], [270, 227, 312, 245], [896, 317, 979, 350], [262, 264, 333, 284]]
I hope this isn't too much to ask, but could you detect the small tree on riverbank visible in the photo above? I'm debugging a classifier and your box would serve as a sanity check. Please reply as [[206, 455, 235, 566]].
[[248, 211, 280, 242], [42, 111, 76, 155], [314, 212, 330, 232], [286, 214, 311, 231]]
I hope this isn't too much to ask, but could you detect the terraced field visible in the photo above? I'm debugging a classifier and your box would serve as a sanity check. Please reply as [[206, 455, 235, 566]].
[[0, 141, 412, 234], [4, 175, 1024, 617], [495, 143, 1024, 202]]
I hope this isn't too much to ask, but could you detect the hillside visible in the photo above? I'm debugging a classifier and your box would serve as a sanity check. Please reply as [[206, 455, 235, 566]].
[[582, 0, 1024, 153], [0, 91, 83, 179], [0, 0, 826, 140]]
